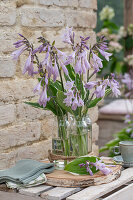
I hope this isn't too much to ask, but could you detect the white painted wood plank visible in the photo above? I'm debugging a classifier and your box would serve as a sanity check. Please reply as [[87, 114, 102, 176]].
[[104, 182, 133, 200], [19, 185, 53, 197], [41, 187, 81, 200], [67, 168, 133, 200]]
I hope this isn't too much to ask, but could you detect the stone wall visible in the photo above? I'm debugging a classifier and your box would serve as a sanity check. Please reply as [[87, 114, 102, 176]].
[[0, 0, 98, 169]]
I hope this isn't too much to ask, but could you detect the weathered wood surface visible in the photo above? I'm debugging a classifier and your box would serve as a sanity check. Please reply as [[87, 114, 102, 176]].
[[46, 165, 121, 187], [0, 191, 42, 200], [104, 182, 133, 200], [19, 185, 53, 197], [67, 168, 133, 200], [41, 187, 81, 200]]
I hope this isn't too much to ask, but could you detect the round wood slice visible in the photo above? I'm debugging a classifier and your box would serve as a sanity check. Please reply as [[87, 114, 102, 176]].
[[46, 165, 122, 187]]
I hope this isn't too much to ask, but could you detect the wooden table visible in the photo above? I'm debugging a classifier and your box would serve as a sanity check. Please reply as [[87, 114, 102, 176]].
[[1, 164, 133, 200], [18, 167, 133, 200]]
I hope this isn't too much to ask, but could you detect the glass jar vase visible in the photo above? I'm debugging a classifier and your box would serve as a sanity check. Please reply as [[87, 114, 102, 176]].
[[68, 115, 92, 156], [52, 115, 92, 169]]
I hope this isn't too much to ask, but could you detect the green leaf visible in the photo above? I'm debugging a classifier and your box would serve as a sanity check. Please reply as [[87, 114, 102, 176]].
[[25, 101, 58, 115], [99, 146, 109, 153], [65, 156, 99, 175], [65, 64, 75, 81], [25, 102, 43, 109], [56, 90, 74, 115], [87, 89, 111, 108], [52, 40, 55, 46], [64, 73, 71, 82], [75, 74, 85, 99]]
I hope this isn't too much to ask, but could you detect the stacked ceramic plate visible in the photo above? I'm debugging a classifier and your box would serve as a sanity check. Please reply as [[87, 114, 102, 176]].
[[113, 155, 133, 168]]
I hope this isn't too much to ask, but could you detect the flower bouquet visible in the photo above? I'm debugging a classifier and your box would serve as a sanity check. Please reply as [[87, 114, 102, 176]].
[[12, 27, 120, 164]]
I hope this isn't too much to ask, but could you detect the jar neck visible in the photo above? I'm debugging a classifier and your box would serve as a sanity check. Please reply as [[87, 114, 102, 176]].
[[70, 115, 90, 121]]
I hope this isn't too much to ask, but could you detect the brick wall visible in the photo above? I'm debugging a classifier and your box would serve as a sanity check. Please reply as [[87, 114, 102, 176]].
[[0, 0, 98, 169]]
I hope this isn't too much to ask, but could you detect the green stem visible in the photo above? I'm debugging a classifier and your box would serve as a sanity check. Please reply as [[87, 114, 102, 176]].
[[56, 56, 64, 92]]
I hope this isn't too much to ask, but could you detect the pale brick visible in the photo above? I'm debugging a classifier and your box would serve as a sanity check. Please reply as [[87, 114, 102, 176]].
[[39, 0, 78, 7], [41, 30, 67, 49], [0, 79, 38, 104], [0, 27, 19, 53], [0, 104, 16, 126], [0, 56, 16, 77], [79, 0, 97, 10], [21, 8, 65, 27], [0, 139, 52, 169], [0, 5, 16, 26], [0, 121, 41, 151], [16, 103, 51, 121], [88, 106, 98, 123], [92, 123, 99, 142], [65, 10, 97, 28], [41, 115, 57, 139]]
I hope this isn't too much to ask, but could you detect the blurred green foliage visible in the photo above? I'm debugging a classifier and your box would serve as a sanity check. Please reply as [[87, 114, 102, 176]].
[[96, 0, 124, 33]]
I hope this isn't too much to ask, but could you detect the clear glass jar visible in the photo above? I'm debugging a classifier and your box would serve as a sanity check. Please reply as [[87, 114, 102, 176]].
[[52, 115, 92, 168], [68, 115, 92, 156], [52, 115, 69, 156]]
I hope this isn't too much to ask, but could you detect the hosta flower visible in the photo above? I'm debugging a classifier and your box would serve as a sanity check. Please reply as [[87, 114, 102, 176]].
[[109, 78, 121, 97], [85, 81, 98, 90], [82, 50, 91, 70], [75, 57, 82, 74], [64, 51, 75, 65], [13, 39, 25, 48], [97, 47, 112, 61], [95, 85, 106, 98], [64, 89, 74, 107], [79, 161, 93, 176], [91, 159, 112, 175], [64, 81, 74, 90], [33, 81, 41, 93], [63, 96, 73, 107], [92, 51, 103, 70], [52, 60, 59, 82], [78, 96, 84, 107], [42, 45, 50, 63], [71, 94, 79, 110], [60, 61, 68, 75], [74, 51, 91, 75], [86, 161, 93, 176], [38, 87, 50, 107], [11, 46, 26, 60], [23, 53, 37, 76], [62, 27, 74, 45], [100, 5, 115, 21], [32, 44, 46, 54]]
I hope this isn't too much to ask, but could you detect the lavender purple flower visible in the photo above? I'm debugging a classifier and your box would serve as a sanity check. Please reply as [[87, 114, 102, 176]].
[[63, 81, 84, 110], [97, 47, 112, 61], [62, 27, 74, 45], [11, 46, 26, 60], [11, 27, 120, 110], [38, 87, 50, 107], [79, 159, 113, 176]]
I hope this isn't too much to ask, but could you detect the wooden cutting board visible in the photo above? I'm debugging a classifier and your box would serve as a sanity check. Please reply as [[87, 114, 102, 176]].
[[46, 164, 122, 187]]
